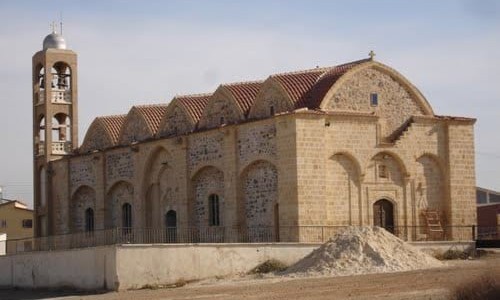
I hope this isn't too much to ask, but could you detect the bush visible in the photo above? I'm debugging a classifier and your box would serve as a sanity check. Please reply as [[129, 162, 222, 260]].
[[249, 259, 288, 274], [452, 274, 500, 300]]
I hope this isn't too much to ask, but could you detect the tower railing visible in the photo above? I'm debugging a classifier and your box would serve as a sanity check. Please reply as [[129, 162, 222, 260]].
[[50, 89, 71, 103], [51, 141, 72, 155]]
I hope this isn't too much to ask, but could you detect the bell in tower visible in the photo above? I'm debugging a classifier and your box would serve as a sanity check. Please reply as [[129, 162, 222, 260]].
[[32, 25, 79, 237]]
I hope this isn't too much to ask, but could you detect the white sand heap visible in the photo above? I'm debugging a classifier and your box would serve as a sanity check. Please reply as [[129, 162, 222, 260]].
[[284, 226, 443, 277]]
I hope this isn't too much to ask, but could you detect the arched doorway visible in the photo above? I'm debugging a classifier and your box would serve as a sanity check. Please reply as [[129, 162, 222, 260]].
[[165, 210, 177, 243], [373, 199, 394, 233]]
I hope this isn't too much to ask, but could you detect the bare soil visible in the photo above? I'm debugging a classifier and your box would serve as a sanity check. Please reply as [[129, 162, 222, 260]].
[[1, 253, 499, 300]]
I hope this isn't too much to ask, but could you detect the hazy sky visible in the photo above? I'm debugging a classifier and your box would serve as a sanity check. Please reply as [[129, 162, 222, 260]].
[[0, 0, 499, 207]]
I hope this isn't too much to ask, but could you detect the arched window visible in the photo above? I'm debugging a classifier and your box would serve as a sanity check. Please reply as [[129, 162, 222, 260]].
[[52, 113, 71, 142], [165, 210, 177, 228], [208, 194, 220, 226], [122, 203, 132, 228], [85, 208, 94, 232]]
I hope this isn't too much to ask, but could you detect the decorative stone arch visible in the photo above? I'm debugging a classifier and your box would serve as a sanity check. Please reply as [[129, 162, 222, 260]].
[[51, 112, 71, 142], [197, 85, 246, 130], [190, 166, 225, 227], [329, 151, 364, 182], [238, 156, 279, 176], [415, 153, 445, 213], [105, 180, 135, 228], [141, 146, 173, 228], [319, 61, 433, 115], [367, 150, 410, 180], [51, 61, 72, 91], [70, 185, 96, 232], [414, 152, 445, 175], [239, 160, 279, 229], [328, 152, 363, 225], [34, 63, 45, 91], [248, 77, 295, 119]]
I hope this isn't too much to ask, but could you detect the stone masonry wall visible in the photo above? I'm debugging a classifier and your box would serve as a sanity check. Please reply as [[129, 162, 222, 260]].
[[238, 123, 277, 166], [242, 161, 278, 227], [192, 167, 225, 227], [106, 150, 134, 187], [158, 105, 193, 137], [106, 181, 134, 228], [119, 110, 151, 144], [70, 157, 96, 195], [198, 90, 241, 129], [188, 132, 224, 170], [71, 186, 96, 232], [79, 125, 111, 152], [447, 124, 476, 230], [325, 68, 425, 138], [249, 81, 293, 119]]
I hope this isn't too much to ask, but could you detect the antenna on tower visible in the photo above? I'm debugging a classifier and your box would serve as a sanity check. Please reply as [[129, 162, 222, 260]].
[[60, 12, 63, 35]]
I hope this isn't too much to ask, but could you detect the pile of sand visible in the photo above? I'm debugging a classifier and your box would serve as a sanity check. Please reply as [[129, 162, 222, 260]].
[[284, 226, 442, 277]]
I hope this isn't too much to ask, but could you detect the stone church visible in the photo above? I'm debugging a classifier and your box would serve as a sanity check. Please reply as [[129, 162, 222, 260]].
[[32, 30, 476, 242]]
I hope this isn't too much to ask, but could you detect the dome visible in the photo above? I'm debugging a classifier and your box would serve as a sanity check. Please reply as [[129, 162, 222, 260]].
[[43, 32, 67, 50]]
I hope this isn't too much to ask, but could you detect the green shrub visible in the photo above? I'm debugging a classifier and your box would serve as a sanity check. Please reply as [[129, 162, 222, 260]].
[[249, 259, 288, 274]]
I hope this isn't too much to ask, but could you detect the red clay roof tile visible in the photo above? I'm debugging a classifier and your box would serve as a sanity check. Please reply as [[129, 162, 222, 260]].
[[133, 104, 169, 134], [97, 114, 127, 145], [223, 81, 263, 115], [174, 94, 212, 123]]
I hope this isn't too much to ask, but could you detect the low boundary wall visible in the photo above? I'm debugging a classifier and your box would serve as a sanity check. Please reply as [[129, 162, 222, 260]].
[[0, 243, 317, 291], [0, 241, 475, 291]]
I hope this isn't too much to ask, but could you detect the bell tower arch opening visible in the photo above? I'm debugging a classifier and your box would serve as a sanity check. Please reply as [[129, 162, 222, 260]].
[[32, 27, 78, 237]]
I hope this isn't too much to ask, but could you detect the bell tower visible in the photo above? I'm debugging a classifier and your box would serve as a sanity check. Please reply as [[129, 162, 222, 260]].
[[32, 27, 78, 237]]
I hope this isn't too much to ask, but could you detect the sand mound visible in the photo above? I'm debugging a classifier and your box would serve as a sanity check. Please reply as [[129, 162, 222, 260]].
[[284, 226, 442, 277]]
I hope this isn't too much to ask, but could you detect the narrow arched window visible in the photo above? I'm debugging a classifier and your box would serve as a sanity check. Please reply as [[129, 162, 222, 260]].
[[85, 208, 94, 232], [122, 203, 132, 228], [208, 194, 220, 226]]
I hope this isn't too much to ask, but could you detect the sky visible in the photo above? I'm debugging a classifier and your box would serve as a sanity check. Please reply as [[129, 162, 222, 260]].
[[0, 0, 499, 207]]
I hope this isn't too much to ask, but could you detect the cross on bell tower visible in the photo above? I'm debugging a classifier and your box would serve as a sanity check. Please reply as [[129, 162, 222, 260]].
[[32, 28, 79, 237]]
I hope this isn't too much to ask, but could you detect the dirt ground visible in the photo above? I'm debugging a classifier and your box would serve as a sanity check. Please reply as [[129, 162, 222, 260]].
[[1, 253, 499, 300]]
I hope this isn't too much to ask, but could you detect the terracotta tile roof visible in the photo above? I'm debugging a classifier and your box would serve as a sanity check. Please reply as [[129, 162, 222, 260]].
[[223, 81, 263, 115], [98, 115, 127, 145], [303, 59, 370, 109], [174, 94, 212, 122], [271, 68, 328, 108], [133, 104, 169, 134], [270, 59, 370, 109]]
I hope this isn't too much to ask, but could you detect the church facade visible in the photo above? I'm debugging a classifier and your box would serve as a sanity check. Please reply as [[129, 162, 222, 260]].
[[32, 32, 477, 241]]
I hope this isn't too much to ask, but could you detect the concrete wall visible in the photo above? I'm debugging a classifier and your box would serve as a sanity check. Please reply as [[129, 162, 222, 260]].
[[0, 246, 116, 291], [0, 241, 476, 291], [0, 233, 6, 255], [0, 243, 315, 291], [114, 243, 316, 290]]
